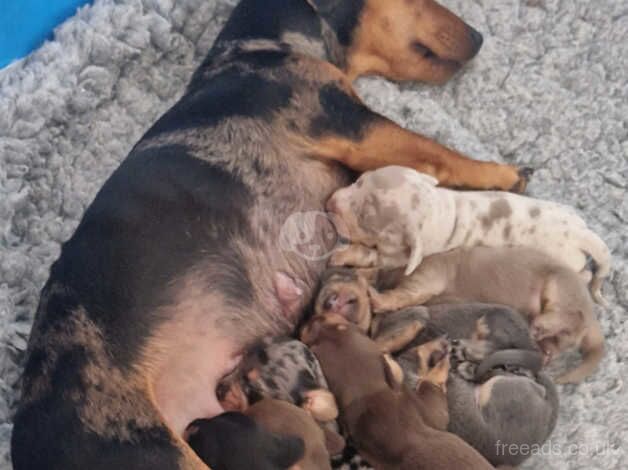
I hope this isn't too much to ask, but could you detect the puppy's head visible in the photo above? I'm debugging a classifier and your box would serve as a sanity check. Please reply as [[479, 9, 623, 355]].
[[308, 0, 483, 83], [531, 310, 586, 360], [326, 167, 411, 245], [247, 399, 345, 470], [187, 413, 305, 470], [315, 268, 372, 331]]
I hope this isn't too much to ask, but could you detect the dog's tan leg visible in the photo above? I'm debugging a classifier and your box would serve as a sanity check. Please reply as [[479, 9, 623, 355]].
[[329, 243, 379, 268], [307, 116, 529, 192]]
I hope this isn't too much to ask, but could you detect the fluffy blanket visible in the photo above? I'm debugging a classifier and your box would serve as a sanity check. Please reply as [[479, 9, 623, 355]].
[[1, 0, 626, 468]]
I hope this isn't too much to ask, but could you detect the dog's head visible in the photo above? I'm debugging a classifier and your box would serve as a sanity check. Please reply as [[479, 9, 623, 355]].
[[308, 0, 484, 83]]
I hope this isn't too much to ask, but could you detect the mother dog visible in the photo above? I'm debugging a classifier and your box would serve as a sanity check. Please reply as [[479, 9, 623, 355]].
[[11, 0, 530, 468]]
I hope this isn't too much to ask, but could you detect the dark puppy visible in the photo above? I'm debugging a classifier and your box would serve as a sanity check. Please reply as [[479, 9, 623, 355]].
[[374, 306, 558, 468], [13, 1, 531, 468], [187, 411, 305, 470], [301, 314, 493, 470], [373, 303, 544, 381]]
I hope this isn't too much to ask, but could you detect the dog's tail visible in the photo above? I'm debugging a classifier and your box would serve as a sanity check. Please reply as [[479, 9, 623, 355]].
[[555, 321, 605, 384], [474, 349, 544, 381], [576, 228, 611, 305]]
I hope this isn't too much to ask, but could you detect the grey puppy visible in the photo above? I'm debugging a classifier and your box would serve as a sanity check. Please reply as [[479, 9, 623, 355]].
[[372, 304, 558, 468], [219, 337, 340, 425]]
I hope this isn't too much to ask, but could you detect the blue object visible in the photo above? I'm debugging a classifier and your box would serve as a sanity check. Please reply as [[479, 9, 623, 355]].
[[0, 0, 93, 68]]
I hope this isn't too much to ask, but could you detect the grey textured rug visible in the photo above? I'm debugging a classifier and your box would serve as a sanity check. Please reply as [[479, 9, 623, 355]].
[[0, 0, 626, 468]]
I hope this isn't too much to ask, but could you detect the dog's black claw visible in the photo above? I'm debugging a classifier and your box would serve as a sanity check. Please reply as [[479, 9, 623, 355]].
[[518, 167, 535, 180]]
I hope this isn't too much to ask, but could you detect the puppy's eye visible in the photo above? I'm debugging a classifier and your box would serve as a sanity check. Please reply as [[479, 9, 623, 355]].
[[347, 297, 357, 305]]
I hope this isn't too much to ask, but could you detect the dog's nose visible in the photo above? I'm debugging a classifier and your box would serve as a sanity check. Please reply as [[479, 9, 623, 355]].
[[467, 26, 484, 56]]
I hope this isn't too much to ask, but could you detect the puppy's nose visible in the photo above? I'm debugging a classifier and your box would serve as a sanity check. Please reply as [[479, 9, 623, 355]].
[[323, 294, 339, 311], [467, 26, 484, 56]]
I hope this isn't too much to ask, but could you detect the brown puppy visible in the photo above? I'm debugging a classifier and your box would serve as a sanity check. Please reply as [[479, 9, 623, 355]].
[[301, 314, 493, 470], [187, 411, 304, 470], [368, 246, 604, 384]]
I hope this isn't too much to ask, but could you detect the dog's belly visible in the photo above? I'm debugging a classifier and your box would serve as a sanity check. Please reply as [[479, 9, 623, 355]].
[[146, 158, 352, 435]]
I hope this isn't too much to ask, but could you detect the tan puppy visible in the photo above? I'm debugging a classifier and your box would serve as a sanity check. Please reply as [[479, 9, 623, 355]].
[[301, 314, 494, 470], [368, 246, 605, 384], [326, 166, 611, 303]]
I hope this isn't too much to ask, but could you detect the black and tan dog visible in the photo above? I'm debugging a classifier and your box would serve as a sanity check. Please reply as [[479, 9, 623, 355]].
[[12, 1, 532, 469]]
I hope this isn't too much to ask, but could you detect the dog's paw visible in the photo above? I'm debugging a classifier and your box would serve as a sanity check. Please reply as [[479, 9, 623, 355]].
[[509, 166, 535, 193]]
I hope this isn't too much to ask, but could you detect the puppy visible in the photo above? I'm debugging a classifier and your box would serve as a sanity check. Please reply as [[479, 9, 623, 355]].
[[189, 398, 344, 470], [447, 371, 559, 468], [187, 409, 304, 470], [368, 246, 605, 383], [390, 334, 558, 468], [326, 166, 610, 303], [372, 303, 544, 382], [222, 337, 337, 418], [301, 314, 494, 470]]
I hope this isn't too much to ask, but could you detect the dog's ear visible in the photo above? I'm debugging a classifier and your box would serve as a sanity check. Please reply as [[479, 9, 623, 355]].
[[305, 0, 341, 14], [322, 426, 346, 456]]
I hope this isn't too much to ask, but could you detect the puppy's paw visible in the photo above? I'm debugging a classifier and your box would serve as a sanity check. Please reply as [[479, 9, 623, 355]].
[[368, 286, 391, 313], [301, 389, 339, 422], [455, 361, 478, 381], [417, 337, 451, 392], [329, 249, 348, 267]]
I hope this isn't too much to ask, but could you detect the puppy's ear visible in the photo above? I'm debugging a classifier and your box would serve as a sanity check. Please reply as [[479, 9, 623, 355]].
[[322, 426, 346, 456], [271, 434, 305, 468], [381, 354, 404, 389]]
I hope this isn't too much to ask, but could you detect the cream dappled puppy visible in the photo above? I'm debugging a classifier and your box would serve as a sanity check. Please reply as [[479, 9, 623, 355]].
[[326, 166, 610, 303]]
